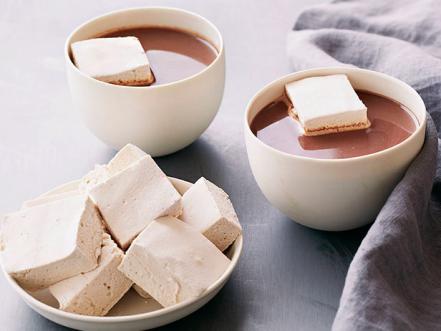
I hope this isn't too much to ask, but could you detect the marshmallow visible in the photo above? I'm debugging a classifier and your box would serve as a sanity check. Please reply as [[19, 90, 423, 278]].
[[71, 37, 154, 86], [79, 164, 110, 193], [133, 284, 151, 299], [0, 195, 103, 290], [40, 180, 79, 198], [22, 190, 80, 209], [285, 74, 370, 136], [79, 144, 146, 193], [181, 178, 241, 251], [89, 156, 182, 250], [24, 164, 108, 209], [49, 233, 132, 316], [118, 216, 230, 307], [107, 144, 147, 176]]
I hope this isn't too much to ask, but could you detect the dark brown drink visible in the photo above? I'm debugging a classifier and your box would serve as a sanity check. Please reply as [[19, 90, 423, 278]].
[[100, 27, 218, 85], [250, 91, 417, 159]]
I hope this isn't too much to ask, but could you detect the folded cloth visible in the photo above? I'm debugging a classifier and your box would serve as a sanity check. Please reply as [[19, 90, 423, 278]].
[[288, 1, 441, 330]]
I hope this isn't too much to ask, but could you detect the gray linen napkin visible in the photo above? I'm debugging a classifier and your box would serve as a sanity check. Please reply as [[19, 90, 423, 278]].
[[287, 1, 441, 330]]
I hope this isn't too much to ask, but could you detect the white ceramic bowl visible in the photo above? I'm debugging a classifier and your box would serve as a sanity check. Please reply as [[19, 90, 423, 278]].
[[245, 67, 426, 231], [65, 7, 225, 157], [3, 178, 242, 331]]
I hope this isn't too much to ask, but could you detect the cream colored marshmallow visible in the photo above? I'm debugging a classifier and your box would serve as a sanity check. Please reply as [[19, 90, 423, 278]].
[[49, 233, 132, 316], [79, 144, 147, 193], [71, 37, 154, 86], [22, 190, 81, 209], [107, 144, 147, 176], [285, 74, 369, 136], [181, 177, 241, 251], [0, 195, 103, 290], [89, 156, 182, 249], [133, 284, 151, 299], [118, 216, 230, 307], [79, 164, 110, 193]]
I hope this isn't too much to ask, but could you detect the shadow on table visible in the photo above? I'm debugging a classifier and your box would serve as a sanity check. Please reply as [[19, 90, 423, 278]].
[[157, 138, 249, 330], [155, 137, 226, 181], [157, 281, 248, 331], [276, 215, 370, 272], [315, 224, 370, 258], [21, 305, 75, 331], [271, 214, 370, 302], [250, 214, 371, 329]]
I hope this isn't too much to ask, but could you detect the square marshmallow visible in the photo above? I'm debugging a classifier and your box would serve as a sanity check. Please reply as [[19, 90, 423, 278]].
[[71, 37, 154, 86], [49, 233, 133, 316], [0, 195, 103, 290], [133, 284, 151, 299], [118, 216, 230, 307], [285, 74, 369, 136], [89, 155, 182, 250], [22, 190, 80, 209], [79, 144, 148, 193], [24, 144, 151, 210], [181, 177, 242, 251], [107, 144, 147, 177]]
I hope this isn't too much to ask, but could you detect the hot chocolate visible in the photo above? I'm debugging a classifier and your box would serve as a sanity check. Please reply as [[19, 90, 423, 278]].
[[100, 27, 218, 85], [251, 91, 417, 159]]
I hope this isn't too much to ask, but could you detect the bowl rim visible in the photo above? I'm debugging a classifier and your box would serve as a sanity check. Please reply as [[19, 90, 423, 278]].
[[3, 178, 243, 323], [64, 6, 224, 90], [244, 66, 427, 164]]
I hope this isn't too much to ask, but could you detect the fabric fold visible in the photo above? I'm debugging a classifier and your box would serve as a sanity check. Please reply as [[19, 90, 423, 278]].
[[288, 0, 441, 329]]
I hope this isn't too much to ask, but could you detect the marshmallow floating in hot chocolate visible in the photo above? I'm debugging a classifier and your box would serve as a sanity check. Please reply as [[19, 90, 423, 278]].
[[71, 37, 154, 86], [285, 74, 370, 136]]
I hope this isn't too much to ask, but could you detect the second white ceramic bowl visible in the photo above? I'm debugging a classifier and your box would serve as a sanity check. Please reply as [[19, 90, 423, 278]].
[[65, 7, 225, 157], [245, 67, 426, 231]]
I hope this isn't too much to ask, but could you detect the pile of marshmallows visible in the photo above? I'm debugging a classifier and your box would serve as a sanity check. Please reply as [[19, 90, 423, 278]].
[[0, 144, 242, 316]]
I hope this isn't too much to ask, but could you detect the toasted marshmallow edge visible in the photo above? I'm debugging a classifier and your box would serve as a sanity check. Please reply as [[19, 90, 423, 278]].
[[49, 234, 132, 316], [285, 74, 370, 136], [118, 216, 230, 308], [71, 37, 154, 86], [0, 195, 103, 291], [181, 177, 242, 251], [89, 155, 182, 250], [288, 107, 371, 136]]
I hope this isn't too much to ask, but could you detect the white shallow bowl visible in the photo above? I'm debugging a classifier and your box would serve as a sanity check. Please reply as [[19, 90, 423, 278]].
[[3, 178, 242, 331], [245, 67, 427, 231]]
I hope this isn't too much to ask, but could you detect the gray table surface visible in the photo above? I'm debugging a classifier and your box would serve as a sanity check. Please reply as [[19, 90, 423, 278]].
[[0, 0, 370, 330]]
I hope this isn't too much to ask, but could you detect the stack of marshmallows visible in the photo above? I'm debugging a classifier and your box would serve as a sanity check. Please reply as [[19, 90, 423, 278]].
[[0, 144, 242, 316]]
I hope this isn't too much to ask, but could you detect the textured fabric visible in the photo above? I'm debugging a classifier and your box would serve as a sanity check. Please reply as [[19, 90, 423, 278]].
[[287, 1, 441, 330]]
